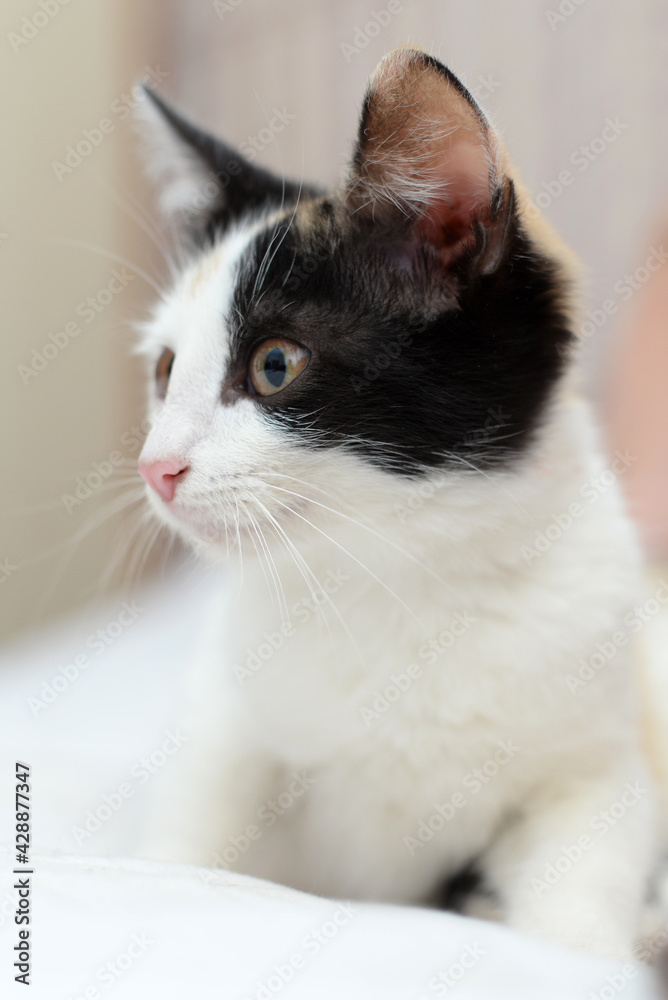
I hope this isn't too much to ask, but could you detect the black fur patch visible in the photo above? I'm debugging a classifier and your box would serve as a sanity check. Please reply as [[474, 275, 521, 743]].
[[221, 196, 573, 477], [430, 860, 486, 913]]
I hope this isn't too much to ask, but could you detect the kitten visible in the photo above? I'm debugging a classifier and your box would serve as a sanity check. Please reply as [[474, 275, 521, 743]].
[[135, 48, 659, 959]]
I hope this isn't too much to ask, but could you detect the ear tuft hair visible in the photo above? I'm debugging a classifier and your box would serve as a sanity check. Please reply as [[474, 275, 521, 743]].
[[135, 86, 223, 229], [346, 49, 510, 272], [135, 87, 310, 243]]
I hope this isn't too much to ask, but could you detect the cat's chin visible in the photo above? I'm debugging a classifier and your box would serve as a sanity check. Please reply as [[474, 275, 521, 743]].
[[145, 489, 307, 555], [171, 515, 285, 561], [152, 503, 230, 550], [142, 490, 221, 548]]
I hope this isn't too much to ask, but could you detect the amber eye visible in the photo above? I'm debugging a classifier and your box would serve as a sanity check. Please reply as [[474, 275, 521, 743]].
[[155, 348, 175, 399], [249, 338, 310, 396]]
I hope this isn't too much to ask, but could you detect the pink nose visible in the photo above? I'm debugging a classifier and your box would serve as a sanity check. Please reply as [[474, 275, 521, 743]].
[[139, 459, 188, 502]]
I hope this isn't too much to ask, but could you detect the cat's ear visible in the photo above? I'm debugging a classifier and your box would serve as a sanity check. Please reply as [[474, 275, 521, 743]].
[[346, 49, 514, 275], [136, 87, 302, 241]]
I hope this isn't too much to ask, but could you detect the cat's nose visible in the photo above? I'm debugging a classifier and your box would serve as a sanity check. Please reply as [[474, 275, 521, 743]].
[[138, 458, 189, 502]]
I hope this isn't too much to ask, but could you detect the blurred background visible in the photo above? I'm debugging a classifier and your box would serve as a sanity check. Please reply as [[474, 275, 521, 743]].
[[1, 0, 667, 641]]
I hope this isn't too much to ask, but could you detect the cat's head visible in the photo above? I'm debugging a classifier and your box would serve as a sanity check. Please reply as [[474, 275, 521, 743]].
[[136, 48, 574, 555]]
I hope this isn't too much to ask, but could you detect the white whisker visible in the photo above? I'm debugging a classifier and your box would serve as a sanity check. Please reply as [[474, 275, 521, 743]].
[[268, 494, 427, 629]]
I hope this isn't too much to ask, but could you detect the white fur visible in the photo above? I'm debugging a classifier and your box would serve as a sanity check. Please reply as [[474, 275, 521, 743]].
[[136, 221, 662, 961], [135, 89, 221, 223]]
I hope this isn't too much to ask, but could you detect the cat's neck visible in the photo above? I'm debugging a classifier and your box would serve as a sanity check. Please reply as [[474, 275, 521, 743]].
[[221, 392, 629, 618]]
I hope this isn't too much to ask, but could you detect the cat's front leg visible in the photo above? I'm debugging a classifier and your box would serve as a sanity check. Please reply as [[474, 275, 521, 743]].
[[137, 640, 282, 870], [485, 757, 655, 958], [139, 715, 280, 869]]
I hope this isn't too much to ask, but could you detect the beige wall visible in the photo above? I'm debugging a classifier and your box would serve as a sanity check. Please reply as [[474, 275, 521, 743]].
[[0, 1, 167, 640]]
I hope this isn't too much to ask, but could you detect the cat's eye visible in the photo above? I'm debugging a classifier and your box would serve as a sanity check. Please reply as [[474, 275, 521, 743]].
[[155, 348, 175, 399], [249, 339, 310, 396]]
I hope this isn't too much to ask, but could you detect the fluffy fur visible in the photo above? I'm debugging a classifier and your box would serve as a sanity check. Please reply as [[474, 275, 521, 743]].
[[135, 49, 662, 960]]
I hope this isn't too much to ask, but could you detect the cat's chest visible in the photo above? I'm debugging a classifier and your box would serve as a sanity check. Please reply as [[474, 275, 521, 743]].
[[220, 558, 596, 767]]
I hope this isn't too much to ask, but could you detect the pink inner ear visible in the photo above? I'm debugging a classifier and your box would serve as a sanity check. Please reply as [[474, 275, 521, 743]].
[[416, 140, 492, 252]]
